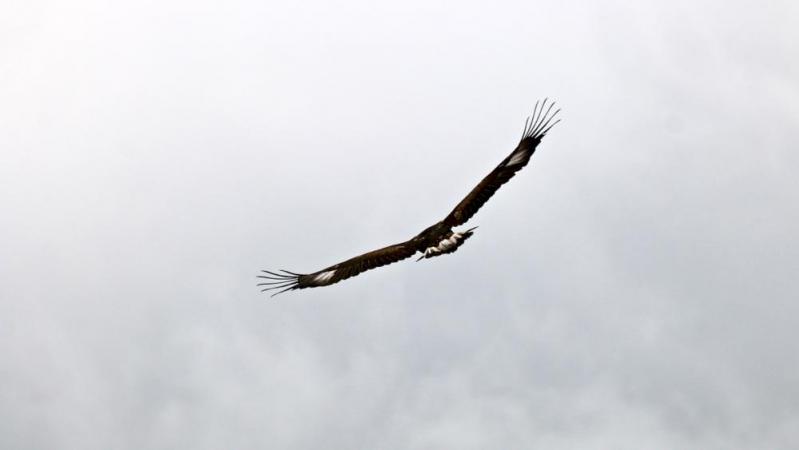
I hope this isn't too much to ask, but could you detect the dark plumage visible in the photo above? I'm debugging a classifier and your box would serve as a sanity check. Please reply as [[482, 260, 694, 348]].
[[259, 99, 560, 296]]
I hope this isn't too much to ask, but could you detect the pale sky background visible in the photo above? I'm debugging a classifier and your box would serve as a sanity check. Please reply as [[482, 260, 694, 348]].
[[2, 0, 798, 448]]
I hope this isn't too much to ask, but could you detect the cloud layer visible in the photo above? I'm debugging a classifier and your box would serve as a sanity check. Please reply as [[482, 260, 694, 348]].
[[2, 0, 798, 448]]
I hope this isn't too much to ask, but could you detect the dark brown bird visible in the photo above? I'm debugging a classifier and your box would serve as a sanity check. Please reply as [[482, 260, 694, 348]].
[[259, 99, 560, 296]]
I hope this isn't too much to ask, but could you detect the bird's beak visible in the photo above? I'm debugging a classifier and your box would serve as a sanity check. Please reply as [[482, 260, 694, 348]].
[[416, 254, 425, 262]]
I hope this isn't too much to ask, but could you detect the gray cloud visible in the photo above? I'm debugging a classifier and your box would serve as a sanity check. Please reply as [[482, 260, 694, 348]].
[[2, 0, 798, 448]]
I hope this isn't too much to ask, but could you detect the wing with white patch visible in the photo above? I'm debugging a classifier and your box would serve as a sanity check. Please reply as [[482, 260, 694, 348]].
[[443, 99, 559, 228], [258, 240, 417, 296]]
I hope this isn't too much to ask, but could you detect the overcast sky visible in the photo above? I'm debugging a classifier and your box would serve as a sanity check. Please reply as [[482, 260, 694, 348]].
[[2, 0, 798, 448]]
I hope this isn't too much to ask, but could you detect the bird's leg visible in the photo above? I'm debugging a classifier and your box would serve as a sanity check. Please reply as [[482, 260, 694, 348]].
[[416, 247, 439, 261]]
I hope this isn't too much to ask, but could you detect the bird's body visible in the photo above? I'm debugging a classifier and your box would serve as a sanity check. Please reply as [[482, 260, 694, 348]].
[[259, 99, 560, 296], [412, 222, 477, 261]]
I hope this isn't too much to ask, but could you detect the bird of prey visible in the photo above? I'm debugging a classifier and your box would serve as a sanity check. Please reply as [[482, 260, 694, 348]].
[[259, 99, 560, 296]]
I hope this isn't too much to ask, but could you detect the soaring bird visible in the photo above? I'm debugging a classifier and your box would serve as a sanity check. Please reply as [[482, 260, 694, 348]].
[[259, 99, 560, 296]]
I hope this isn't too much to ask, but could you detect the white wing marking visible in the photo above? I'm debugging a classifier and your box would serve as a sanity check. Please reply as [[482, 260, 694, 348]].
[[507, 150, 527, 167], [314, 269, 336, 283]]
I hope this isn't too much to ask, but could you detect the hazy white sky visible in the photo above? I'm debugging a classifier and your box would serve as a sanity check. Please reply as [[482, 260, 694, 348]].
[[2, 0, 798, 448]]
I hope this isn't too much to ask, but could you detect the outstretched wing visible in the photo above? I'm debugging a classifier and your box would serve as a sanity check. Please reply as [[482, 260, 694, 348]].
[[443, 99, 560, 228], [258, 240, 417, 296]]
